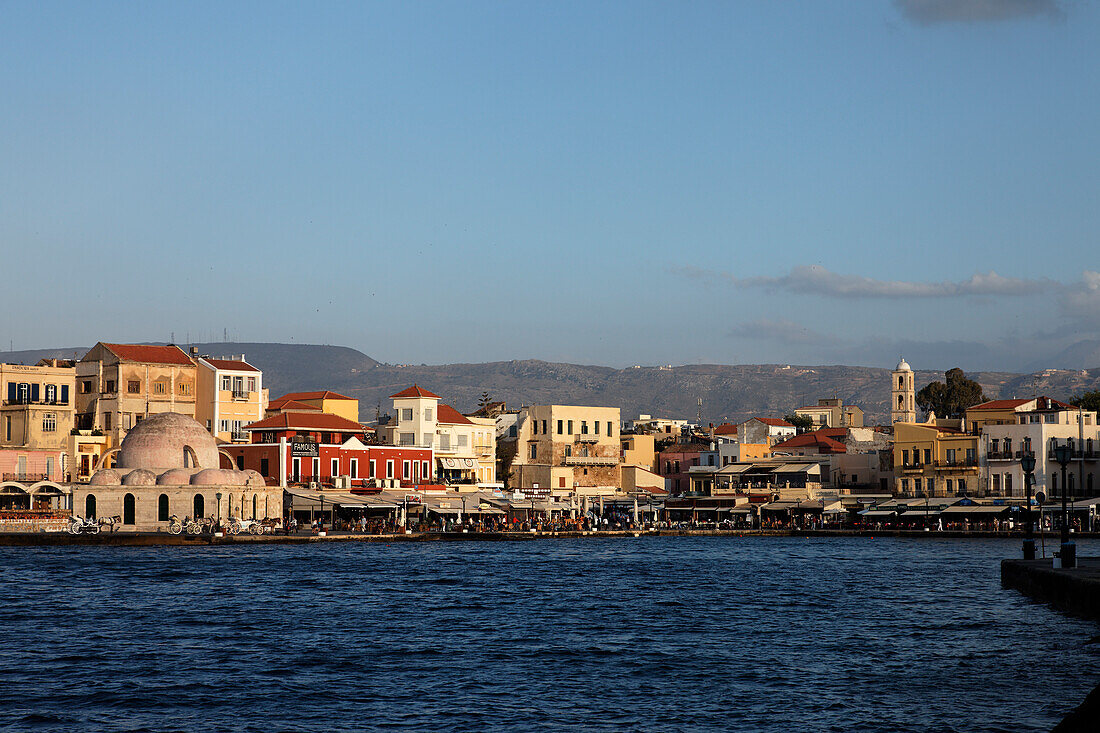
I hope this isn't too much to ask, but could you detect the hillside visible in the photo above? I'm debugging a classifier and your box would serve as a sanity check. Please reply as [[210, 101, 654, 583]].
[[3, 343, 1098, 425]]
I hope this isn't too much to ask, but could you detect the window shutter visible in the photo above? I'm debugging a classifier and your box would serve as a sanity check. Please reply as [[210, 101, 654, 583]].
[[31, 383, 40, 402], [6, 383, 14, 402], [61, 385, 69, 403]]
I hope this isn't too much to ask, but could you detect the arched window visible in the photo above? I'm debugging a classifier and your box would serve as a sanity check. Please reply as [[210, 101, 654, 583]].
[[123, 493, 136, 525], [193, 494, 205, 518], [898, 376, 904, 388], [158, 494, 170, 522], [252, 494, 258, 519], [85, 494, 96, 519], [897, 396, 904, 408]]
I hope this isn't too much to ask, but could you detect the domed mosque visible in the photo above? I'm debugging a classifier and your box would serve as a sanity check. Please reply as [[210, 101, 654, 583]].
[[73, 413, 282, 530]]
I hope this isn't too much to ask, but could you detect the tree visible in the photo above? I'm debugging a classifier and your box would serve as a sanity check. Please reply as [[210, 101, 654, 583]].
[[477, 391, 493, 409], [783, 413, 814, 434], [915, 368, 987, 419], [1070, 390, 1100, 414]]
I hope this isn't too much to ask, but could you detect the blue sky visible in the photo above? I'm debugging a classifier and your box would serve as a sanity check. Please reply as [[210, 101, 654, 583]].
[[3, 1, 1098, 372]]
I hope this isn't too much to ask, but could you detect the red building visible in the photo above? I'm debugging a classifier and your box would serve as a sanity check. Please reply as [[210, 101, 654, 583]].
[[223, 411, 433, 490]]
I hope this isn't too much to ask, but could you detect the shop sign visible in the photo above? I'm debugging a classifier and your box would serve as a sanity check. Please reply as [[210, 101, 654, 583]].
[[405, 494, 422, 504], [291, 440, 319, 457]]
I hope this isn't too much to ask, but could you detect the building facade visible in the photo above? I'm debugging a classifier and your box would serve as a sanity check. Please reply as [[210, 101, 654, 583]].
[[1, 360, 76, 480], [891, 359, 917, 424], [510, 404, 622, 499], [195, 355, 266, 444], [795, 398, 865, 429]]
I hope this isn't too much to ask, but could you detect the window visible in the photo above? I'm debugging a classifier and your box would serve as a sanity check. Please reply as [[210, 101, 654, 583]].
[[178, 382, 190, 396], [607, 422, 613, 436], [128, 380, 140, 394], [541, 420, 547, 434], [532, 421, 538, 435], [104, 412, 112, 430], [902, 449, 910, 465], [567, 420, 573, 434], [369, 460, 376, 478], [260, 458, 269, 476], [923, 449, 931, 464], [557, 420, 563, 435], [42, 413, 56, 432], [247, 377, 256, 392], [402, 460, 410, 479], [457, 435, 467, 447], [990, 438, 999, 453], [900, 479, 909, 493], [530, 444, 537, 460], [581, 421, 588, 435], [220, 420, 229, 433], [350, 459, 358, 478], [509, 425, 517, 438], [312, 457, 319, 477], [914, 478, 922, 494], [992, 474, 1001, 494], [44, 384, 56, 402], [154, 381, 166, 395], [422, 461, 430, 478], [123, 494, 136, 525], [158, 494, 170, 522], [946, 449, 956, 463], [386, 460, 394, 479], [1005, 474, 1013, 495], [4, 416, 9, 441], [422, 433, 432, 447], [424, 408, 432, 421], [595, 421, 600, 435], [222, 376, 231, 390], [86, 494, 97, 519], [966, 448, 975, 463], [399, 433, 414, 446], [440, 435, 450, 450], [80, 380, 93, 394], [945, 479, 953, 493], [402, 409, 413, 421], [332, 458, 340, 477], [193, 494, 204, 518]]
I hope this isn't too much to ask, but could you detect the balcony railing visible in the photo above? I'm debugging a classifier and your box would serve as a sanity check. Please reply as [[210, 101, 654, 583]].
[[230, 431, 249, 442], [934, 458, 978, 469], [901, 463, 924, 472], [232, 390, 250, 401], [1048, 449, 1098, 461], [575, 434, 600, 443], [2, 398, 69, 407], [2, 473, 49, 482]]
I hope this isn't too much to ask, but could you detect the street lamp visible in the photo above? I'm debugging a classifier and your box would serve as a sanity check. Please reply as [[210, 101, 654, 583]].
[[1020, 452, 1036, 560], [1051, 442, 1076, 568]]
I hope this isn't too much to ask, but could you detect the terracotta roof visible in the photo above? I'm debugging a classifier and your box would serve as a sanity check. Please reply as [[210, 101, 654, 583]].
[[773, 432, 847, 454], [278, 390, 354, 401], [245, 412, 366, 433], [714, 424, 739, 435], [390, 384, 441, 399], [101, 343, 193, 366], [968, 399, 1033, 411], [437, 404, 473, 425], [753, 418, 794, 427], [267, 397, 321, 412], [203, 358, 260, 373]]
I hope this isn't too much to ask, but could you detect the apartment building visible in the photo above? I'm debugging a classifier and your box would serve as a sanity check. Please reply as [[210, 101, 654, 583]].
[[893, 420, 978, 498], [794, 398, 864, 428], [0, 360, 75, 481], [75, 343, 197, 451], [195, 354, 266, 443]]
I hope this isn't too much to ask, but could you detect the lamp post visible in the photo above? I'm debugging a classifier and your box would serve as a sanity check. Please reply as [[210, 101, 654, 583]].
[[1052, 442, 1076, 568], [1021, 453, 1036, 560]]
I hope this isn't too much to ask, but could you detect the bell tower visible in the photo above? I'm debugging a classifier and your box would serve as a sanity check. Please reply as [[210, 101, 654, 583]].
[[891, 358, 916, 424]]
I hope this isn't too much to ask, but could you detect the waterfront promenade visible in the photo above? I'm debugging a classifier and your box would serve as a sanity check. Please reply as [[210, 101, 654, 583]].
[[3, 526, 1099, 546]]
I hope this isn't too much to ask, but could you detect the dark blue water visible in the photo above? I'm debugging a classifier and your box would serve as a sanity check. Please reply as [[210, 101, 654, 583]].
[[2, 537, 1098, 732]]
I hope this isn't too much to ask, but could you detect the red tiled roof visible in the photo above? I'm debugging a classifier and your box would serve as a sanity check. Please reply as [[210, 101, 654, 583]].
[[390, 384, 440, 399], [245, 412, 366, 432], [714, 424, 739, 435], [773, 432, 846, 454], [279, 390, 354, 401], [101, 343, 193, 365], [969, 399, 1033, 410], [267, 397, 321, 412], [437, 404, 473, 425], [203, 358, 260, 373], [754, 417, 794, 427]]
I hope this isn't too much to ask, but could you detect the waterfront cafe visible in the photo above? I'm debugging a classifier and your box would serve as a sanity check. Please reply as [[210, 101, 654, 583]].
[[0, 480, 71, 533], [759, 499, 845, 527]]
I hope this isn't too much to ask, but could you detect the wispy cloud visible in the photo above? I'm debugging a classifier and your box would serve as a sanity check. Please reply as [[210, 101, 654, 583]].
[[895, 0, 1064, 25], [685, 265, 1054, 299], [1060, 270, 1100, 318]]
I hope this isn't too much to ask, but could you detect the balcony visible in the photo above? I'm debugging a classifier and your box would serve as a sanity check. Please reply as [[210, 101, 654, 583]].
[[1048, 449, 1098, 461], [232, 390, 250, 401], [563, 455, 618, 466], [987, 451, 1015, 461], [901, 463, 924, 472], [2, 473, 49, 483], [2, 398, 70, 407], [934, 458, 978, 470], [229, 431, 250, 443], [575, 434, 600, 443]]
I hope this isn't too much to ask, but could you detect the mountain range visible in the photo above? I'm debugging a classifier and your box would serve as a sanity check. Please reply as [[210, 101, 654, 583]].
[[3, 342, 1099, 426]]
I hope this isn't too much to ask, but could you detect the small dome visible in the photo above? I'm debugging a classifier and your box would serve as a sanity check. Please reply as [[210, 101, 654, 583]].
[[88, 469, 125, 486], [116, 413, 220, 472], [157, 468, 198, 485], [121, 469, 157, 486], [243, 470, 266, 487], [190, 468, 246, 486], [896, 358, 912, 371]]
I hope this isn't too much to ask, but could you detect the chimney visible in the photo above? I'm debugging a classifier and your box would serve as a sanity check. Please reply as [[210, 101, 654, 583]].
[[190, 346, 199, 357]]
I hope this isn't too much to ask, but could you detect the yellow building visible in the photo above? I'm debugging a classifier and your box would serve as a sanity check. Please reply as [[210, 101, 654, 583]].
[[272, 390, 359, 423], [620, 433, 658, 472], [1, 359, 77, 481], [795, 398, 865, 428], [511, 404, 621, 498], [75, 343, 198, 454], [195, 355, 266, 443], [893, 420, 979, 498]]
